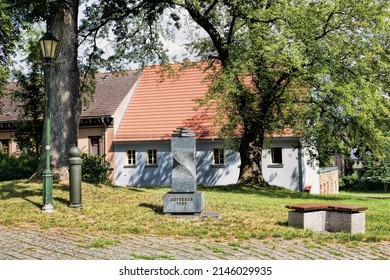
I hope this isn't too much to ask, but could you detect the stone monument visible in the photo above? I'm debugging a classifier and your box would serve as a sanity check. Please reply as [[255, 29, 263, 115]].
[[163, 128, 205, 215]]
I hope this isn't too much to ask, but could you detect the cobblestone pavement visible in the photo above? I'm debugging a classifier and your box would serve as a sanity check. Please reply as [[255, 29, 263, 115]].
[[1, 225, 390, 260]]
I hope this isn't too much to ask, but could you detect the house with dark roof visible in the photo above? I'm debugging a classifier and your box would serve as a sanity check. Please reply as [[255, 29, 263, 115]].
[[113, 62, 338, 194], [78, 71, 140, 167], [0, 71, 141, 172], [0, 83, 19, 155]]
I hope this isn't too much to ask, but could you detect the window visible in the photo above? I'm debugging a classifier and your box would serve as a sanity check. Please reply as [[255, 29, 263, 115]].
[[213, 148, 225, 165], [271, 147, 283, 164], [127, 150, 136, 166], [0, 140, 10, 155], [147, 149, 158, 165], [89, 137, 101, 155]]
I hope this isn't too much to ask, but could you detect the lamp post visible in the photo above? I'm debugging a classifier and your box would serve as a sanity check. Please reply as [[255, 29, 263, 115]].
[[39, 31, 58, 212]]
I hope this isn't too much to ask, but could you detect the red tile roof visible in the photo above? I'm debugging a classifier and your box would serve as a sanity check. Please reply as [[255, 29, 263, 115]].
[[115, 63, 220, 141]]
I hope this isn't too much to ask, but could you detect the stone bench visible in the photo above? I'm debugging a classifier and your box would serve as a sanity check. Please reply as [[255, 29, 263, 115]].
[[286, 203, 368, 234]]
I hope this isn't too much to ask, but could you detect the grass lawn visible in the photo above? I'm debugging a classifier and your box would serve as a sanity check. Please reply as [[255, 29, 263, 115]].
[[1, 180, 390, 243]]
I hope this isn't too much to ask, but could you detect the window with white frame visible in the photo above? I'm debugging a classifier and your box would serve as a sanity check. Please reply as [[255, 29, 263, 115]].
[[126, 150, 136, 166], [147, 149, 158, 165], [271, 147, 283, 164], [213, 148, 225, 165]]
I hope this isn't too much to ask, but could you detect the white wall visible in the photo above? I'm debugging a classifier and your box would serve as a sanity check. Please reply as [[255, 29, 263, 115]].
[[114, 141, 172, 186], [303, 153, 321, 194], [262, 138, 302, 191], [114, 139, 240, 186], [114, 138, 320, 190], [195, 140, 240, 186]]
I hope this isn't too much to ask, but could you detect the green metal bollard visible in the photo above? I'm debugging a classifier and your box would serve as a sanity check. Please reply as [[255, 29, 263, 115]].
[[69, 147, 82, 208]]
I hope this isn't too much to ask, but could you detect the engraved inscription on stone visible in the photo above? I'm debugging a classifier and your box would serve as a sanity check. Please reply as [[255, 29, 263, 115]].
[[170, 196, 194, 206]]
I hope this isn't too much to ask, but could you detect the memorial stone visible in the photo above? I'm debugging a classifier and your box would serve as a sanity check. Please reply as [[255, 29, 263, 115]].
[[163, 128, 205, 214]]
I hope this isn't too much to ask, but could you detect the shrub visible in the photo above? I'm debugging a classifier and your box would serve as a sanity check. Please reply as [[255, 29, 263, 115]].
[[0, 153, 39, 181], [81, 153, 111, 185]]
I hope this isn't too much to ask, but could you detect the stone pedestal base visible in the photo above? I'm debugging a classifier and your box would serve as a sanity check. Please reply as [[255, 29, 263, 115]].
[[288, 211, 327, 232], [288, 211, 366, 233], [327, 212, 366, 234], [163, 192, 205, 214]]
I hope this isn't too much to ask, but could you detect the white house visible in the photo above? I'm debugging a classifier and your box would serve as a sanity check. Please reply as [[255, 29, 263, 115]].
[[113, 62, 337, 194]]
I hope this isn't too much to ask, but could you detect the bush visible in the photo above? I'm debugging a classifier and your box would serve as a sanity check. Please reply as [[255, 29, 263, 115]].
[[81, 153, 111, 185], [0, 153, 39, 181], [339, 173, 383, 192]]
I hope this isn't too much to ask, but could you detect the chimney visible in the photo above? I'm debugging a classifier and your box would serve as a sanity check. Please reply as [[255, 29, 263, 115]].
[[182, 58, 191, 68]]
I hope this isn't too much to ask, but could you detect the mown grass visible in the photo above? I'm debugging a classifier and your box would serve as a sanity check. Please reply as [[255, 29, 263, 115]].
[[1, 180, 390, 243]]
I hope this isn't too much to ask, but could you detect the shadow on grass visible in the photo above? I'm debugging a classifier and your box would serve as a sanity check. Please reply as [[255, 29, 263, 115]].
[[127, 187, 146, 193], [0, 181, 72, 208], [22, 197, 41, 209], [139, 203, 163, 214], [56, 184, 70, 192], [54, 197, 69, 205], [276, 221, 289, 227], [0, 181, 41, 199]]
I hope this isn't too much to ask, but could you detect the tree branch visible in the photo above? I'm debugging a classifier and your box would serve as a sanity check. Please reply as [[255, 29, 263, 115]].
[[204, 0, 219, 16], [183, 0, 229, 65], [226, 14, 236, 45], [315, 11, 344, 40]]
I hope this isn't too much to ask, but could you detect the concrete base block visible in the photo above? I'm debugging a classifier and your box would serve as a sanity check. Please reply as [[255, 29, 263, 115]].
[[327, 212, 365, 234], [163, 192, 205, 214], [288, 211, 366, 234], [288, 211, 327, 232]]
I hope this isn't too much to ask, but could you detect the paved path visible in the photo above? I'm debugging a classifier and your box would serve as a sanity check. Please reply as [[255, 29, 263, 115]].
[[1, 225, 390, 260]]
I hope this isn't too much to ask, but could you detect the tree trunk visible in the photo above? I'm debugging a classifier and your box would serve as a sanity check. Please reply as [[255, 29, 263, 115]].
[[37, 1, 81, 181], [237, 125, 268, 185]]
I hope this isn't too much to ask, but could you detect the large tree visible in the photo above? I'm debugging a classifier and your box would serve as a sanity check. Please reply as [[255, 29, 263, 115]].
[[81, 0, 390, 184], [7, 0, 80, 179]]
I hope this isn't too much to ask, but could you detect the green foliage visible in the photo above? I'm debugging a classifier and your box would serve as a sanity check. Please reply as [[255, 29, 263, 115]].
[[81, 153, 111, 185], [11, 29, 45, 155], [362, 139, 390, 192], [0, 153, 39, 181], [339, 173, 362, 191], [14, 121, 43, 156], [0, 0, 15, 90]]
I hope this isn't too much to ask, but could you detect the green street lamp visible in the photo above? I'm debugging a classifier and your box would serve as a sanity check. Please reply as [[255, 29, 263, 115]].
[[39, 31, 58, 212]]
